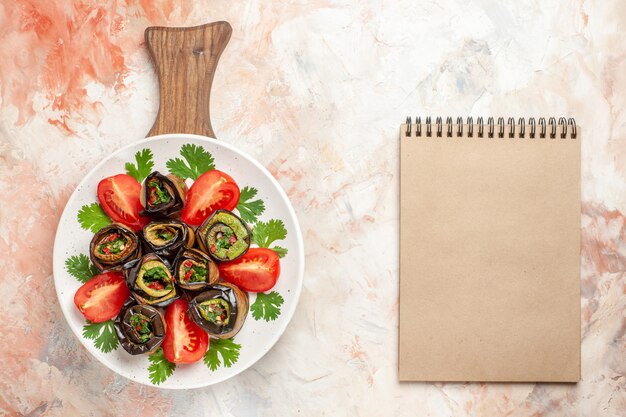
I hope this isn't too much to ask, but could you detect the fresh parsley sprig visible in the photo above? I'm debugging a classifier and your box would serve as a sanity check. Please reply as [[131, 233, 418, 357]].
[[65, 254, 98, 283], [271, 246, 288, 259], [236, 186, 265, 223], [77, 203, 111, 233], [125, 148, 154, 183], [251, 291, 284, 321], [82, 320, 119, 353], [166, 144, 215, 180], [203, 338, 241, 371], [252, 219, 288, 258], [148, 348, 176, 385]]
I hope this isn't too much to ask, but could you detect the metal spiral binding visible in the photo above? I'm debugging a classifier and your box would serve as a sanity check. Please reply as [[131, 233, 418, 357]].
[[404, 117, 577, 139], [508, 118, 515, 138]]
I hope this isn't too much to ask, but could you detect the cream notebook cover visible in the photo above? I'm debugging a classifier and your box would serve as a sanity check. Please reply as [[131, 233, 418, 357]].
[[399, 117, 580, 382]]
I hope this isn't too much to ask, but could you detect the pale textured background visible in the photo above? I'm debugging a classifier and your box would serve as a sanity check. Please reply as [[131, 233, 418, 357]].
[[0, 0, 625, 416]]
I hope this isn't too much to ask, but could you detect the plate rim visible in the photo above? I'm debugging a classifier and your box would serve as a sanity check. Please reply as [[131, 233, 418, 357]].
[[52, 133, 305, 389]]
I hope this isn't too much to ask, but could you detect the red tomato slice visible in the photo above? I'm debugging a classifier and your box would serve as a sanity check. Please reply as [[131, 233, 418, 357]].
[[97, 174, 149, 231], [181, 170, 240, 226], [73, 272, 130, 323], [162, 299, 209, 364], [219, 248, 281, 292]]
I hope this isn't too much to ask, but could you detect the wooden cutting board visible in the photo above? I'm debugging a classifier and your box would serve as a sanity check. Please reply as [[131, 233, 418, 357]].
[[145, 21, 232, 138]]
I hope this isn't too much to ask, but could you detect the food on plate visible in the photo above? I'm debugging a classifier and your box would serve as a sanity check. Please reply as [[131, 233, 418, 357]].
[[97, 174, 149, 231], [218, 248, 281, 292], [162, 299, 209, 363], [173, 247, 219, 291], [139, 171, 187, 217], [141, 220, 194, 260], [89, 223, 141, 271], [197, 210, 250, 261], [188, 283, 249, 339], [124, 253, 179, 307], [114, 297, 166, 355], [181, 170, 240, 226], [74, 271, 130, 323], [71, 145, 290, 375]]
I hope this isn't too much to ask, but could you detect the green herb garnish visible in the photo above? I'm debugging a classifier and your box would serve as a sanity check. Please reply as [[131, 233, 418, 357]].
[[189, 265, 207, 283], [125, 148, 154, 183], [148, 179, 171, 205], [236, 186, 265, 223], [271, 246, 288, 258], [77, 203, 112, 233], [65, 254, 98, 283], [155, 229, 174, 241], [143, 267, 170, 285], [130, 314, 152, 343], [252, 219, 288, 258], [82, 320, 119, 353], [166, 144, 215, 180], [215, 228, 233, 250], [251, 291, 284, 321], [203, 338, 241, 371], [148, 348, 176, 385], [97, 236, 127, 255], [199, 299, 230, 324], [109, 238, 126, 253]]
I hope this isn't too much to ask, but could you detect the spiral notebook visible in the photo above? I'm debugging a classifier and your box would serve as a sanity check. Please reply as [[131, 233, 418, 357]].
[[399, 117, 580, 382]]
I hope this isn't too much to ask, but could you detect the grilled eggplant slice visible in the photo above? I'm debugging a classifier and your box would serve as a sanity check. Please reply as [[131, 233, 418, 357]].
[[173, 247, 219, 291], [90, 223, 141, 271], [141, 220, 194, 260], [187, 283, 248, 339], [114, 297, 165, 355], [124, 253, 178, 307], [197, 210, 250, 261], [140, 171, 187, 218]]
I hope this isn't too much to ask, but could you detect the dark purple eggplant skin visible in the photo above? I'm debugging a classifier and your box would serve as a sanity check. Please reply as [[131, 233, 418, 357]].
[[114, 297, 166, 355], [140, 220, 195, 261], [187, 283, 249, 339], [140, 171, 186, 218], [89, 223, 141, 271], [123, 253, 179, 308]]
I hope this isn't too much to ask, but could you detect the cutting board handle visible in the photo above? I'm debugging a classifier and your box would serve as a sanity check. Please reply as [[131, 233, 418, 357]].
[[145, 21, 232, 138]]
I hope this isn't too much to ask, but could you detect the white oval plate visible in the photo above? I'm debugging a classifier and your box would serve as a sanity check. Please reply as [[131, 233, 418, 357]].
[[53, 134, 304, 389]]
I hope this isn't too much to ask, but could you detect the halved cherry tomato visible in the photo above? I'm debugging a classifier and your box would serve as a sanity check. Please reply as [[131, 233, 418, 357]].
[[162, 299, 209, 364], [73, 271, 130, 323], [219, 248, 281, 292], [181, 170, 240, 226], [97, 174, 149, 231]]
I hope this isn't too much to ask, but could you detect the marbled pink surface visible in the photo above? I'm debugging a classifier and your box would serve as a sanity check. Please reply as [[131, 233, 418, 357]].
[[0, 0, 625, 415]]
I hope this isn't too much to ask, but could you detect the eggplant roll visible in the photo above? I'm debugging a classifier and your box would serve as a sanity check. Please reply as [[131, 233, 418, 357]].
[[89, 223, 141, 271], [187, 283, 248, 339], [197, 210, 250, 261], [140, 171, 187, 217], [141, 220, 194, 260], [114, 297, 166, 355], [124, 253, 178, 307], [173, 247, 219, 291]]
